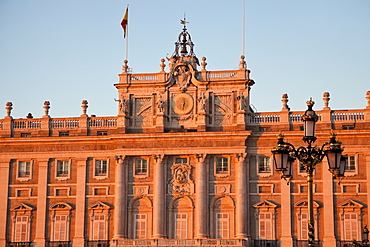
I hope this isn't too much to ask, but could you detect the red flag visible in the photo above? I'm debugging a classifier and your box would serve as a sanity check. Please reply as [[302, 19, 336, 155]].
[[121, 7, 128, 38]]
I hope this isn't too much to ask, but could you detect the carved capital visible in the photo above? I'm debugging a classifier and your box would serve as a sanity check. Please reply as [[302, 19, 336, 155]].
[[235, 153, 247, 162], [114, 155, 126, 165], [153, 154, 164, 164], [195, 154, 207, 163]]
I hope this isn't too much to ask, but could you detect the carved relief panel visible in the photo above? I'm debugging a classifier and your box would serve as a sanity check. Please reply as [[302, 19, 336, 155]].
[[168, 162, 195, 194], [128, 96, 153, 127], [209, 93, 234, 126]]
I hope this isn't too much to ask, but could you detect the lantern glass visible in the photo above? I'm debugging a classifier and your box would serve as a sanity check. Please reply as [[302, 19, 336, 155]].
[[339, 155, 348, 177], [326, 150, 342, 170], [304, 118, 316, 138], [284, 156, 295, 178], [272, 151, 289, 171]]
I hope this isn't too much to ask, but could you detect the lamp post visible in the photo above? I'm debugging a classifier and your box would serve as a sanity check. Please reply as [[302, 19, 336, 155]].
[[271, 99, 346, 247]]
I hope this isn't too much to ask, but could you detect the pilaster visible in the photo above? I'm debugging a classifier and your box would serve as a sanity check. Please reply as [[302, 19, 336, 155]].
[[152, 155, 166, 239], [235, 153, 248, 239], [0, 160, 10, 247], [280, 179, 293, 247], [366, 154, 370, 229], [195, 154, 208, 239], [34, 159, 50, 247], [322, 160, 337, 247], [113, 155, 127, 240], [73, 158, 88, 246], [0, 117, 12, 137]]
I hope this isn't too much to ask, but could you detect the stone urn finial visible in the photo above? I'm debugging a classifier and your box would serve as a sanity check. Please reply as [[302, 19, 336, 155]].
[[160, 58, 166, 72], [81, 100, 88, 116], [122, 60, 128, 73], [323, 92, 330, 109], [5, 102, 13, 118], [201, 57, 207, 71], [281, 94, 289, 110], [239, 55, 246, 69], [43, 101, 50, 117]]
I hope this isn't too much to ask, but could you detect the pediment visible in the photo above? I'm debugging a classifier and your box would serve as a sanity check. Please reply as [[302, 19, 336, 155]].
[[338, 199, 364, 208], [50, 202, 73, 210], [90, 201, 113, 210], [254, 200, 278, 208], [11, 203, 35, 211], [295, 200, 320, 208]]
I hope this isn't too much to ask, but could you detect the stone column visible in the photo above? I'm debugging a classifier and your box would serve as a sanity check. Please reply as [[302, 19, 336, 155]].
[[195, 154, 208, 239], [235, 153, 248, 239], [0, 159, 10, 247], [280, 179, 293, 247], [152, 155, 166, 238], [34, 159, 50, 247], [73, 158, 88, 246], [113, 155, 127, 240], [322, 160, 337, 247]]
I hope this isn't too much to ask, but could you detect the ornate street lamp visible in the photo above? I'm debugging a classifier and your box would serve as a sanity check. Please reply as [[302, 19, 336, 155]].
[[271, 99, 346, 247]]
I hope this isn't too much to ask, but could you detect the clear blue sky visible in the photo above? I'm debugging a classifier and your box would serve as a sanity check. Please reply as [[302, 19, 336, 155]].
[[1, 0, 369, 118]]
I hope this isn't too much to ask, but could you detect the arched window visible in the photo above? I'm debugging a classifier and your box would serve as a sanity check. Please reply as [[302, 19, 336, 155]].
[[169, 196, 194, 239], [211, 196, 235, 239], [129, 197, 152, 239]]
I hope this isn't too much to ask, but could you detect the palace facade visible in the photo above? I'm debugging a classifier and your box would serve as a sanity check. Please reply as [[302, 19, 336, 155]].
[[1, 24, 370, 247]]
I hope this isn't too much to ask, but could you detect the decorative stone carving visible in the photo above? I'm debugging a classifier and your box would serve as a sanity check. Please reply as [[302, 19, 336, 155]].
[[201, 57, 207, 71], [281, 94, 289, 110], [323, 92, 330, 109], [134, 97, 152, 127], [174, 65, 192, 92], [214, 94, 232, 125], [169, 163, 194, 194], [5, 102, 12, 117], [43, 101, 50, 117], [237, 92, 248, 111], [239, 55, 246, 69], [160, 58, 166, 72], [122, 60, 128, 73], [157, 94, 165, 113], [81, 100, 88, 116], [198, 92, 206, 113]]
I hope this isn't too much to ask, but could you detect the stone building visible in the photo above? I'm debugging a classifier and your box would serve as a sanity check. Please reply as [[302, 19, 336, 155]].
[[0, 23, 370, 247]]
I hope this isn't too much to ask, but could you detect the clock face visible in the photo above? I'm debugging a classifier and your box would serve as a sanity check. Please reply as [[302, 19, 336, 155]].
[[173, 93, 194, 115]]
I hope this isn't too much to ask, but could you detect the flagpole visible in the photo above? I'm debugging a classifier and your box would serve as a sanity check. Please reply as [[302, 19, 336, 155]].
[[242, 0, 245, 56], [125, 4, 129, 62]]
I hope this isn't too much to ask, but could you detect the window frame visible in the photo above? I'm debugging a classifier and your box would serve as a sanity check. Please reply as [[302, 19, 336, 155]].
[[175, 213, 188, 239], [55, 159, 71, 181], [93, 158, 109, 180], [256, 155, 273, 178], [214, 155, 230, 178], [344, 154, 359, 176], [134, 213, 147, 239], [16, 160, 33, 182], [134, 157, 149, 179], [215, 213, 230, 239]]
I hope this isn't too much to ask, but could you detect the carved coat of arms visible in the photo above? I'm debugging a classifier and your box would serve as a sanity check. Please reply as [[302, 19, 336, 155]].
[[169, 163, 194, 194]]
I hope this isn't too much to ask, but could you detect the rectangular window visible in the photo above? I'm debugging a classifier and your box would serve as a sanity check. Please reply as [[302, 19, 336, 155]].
[[259, 213, 273, 240], [95, 160, 108, 176], [258, 156, 271, 173], [21, 133, 31, 137], [135, 159, 148, 175], [134, 214, 147, 239], [14, 216, 28, 242], [93, 214, 106, 240], [216, 213, 229, 239], [345, 156, 356, 172], [59, 132, 69, 137], [53, 215, 68, 241], [175, 213, 188, 239], [343, 213, 358, 240], [216, 157, 229, 174], [57, 160, 70, 177], [94, 187, 108, 196], [97, 131, 108, 136], [18, 161, 31, 178], [175, 158, 188, 164]]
